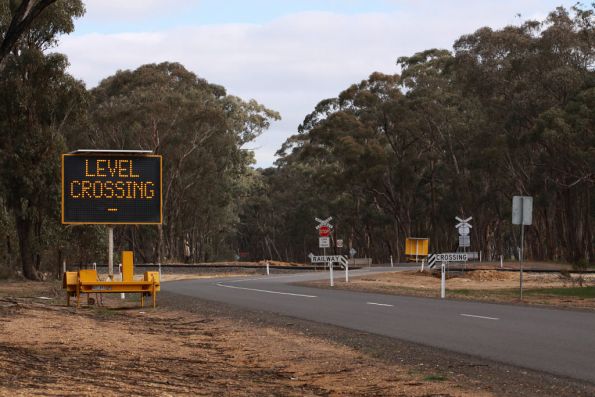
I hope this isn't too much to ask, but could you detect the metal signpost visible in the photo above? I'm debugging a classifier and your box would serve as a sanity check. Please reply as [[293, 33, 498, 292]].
[[426, 253, 468, 298], [512, 196, 533, 300], [441, 262, 446, 298], [62, 150, 163, 280], [309, 254, 349, 285], [315, 217, 333, 259], [455, 216, 472, 248]]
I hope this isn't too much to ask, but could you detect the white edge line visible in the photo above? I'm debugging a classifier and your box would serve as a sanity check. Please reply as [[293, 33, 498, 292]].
[[216, 283, 317, 298], [367, 302, 394, 307], [227, 273, 316, 283], [460, 314, 499, 320]]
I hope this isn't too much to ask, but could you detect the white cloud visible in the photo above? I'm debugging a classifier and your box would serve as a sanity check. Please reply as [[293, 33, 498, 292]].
[[57, 1, 572, 167]]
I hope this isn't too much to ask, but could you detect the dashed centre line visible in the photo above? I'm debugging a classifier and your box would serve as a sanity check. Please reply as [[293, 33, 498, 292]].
[[367, 302, 394, 307], [216, 283, 317, 298], [460, 314, 499, 320]]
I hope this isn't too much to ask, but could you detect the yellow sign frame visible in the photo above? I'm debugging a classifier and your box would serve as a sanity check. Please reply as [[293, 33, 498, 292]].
[[61, 153, 162, 225]]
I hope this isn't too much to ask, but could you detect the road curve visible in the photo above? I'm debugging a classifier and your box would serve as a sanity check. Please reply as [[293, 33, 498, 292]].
[[164, 267, 595, 383]]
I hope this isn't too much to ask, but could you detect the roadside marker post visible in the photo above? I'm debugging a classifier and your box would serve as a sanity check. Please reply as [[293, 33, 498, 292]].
[[119, 263, 125, 299], [420, 259, 425, 272], [390, 255, 394, 267], [329, 260, 334, 287], [500, 255, 503, 268], [441, 262, 446, 299], [266, 261, 270, 276], [345, 260, 349, 283]]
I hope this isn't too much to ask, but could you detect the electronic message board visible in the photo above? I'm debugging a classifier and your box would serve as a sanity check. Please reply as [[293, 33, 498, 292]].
[[62, 154, 162, 224]]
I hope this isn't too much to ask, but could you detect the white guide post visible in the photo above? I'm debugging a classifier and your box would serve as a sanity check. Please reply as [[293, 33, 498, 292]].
[[500, 255, 503, 268], [108, 227, 114, 280], [266, 261, 270, 276], [119, 263, 125, 299], [420, 259, 425, 272], [329, 260, 334, 287], [390, 255, 394, 267], [345, 261, 349, 283], [441, 262, 446, 299]]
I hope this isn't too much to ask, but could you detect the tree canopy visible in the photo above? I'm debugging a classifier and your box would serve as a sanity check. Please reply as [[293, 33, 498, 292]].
[[0, 3, 592, 280]]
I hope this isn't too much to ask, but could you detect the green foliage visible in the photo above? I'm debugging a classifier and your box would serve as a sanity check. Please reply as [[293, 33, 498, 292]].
[[0, 0, 85, 279], [525, 287, 595, 298], [241, 5, 594, 264], [424, 374, 447, 382], [0, 2, 593, 277], [75, 62, 280, 263]]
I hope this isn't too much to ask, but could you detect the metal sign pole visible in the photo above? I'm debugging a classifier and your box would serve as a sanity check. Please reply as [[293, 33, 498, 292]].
[[441, 262, 446, 299], [512, 196, 532, 301], [520, 202, 524, 301], [108, 227, 114, 280]]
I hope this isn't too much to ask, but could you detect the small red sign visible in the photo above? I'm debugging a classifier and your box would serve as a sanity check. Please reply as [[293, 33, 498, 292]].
[[319, 225, 331, 237]]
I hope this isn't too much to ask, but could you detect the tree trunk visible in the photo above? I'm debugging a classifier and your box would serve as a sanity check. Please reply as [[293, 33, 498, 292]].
[[15, 215, 40, 280]]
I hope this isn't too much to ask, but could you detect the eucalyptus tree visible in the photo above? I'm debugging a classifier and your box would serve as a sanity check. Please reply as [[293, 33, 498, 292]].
[[0, 0, 85, 279], [0, 0, 60, 66], [82, 62, 279, 262], [257, 4, 593, 265]]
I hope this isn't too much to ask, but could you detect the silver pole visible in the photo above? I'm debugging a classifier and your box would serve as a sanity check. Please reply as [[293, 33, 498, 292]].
[[108, 227, 114, 280], [520, 199, 524, 300], [520, 224, 524, 300], [441, 262, 446, 299]]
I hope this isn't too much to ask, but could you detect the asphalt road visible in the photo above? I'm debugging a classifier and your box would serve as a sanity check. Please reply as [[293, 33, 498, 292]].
[[164, 267, 595, 383]]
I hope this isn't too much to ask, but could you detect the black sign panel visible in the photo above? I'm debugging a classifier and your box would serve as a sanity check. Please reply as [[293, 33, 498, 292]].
[[62, 154, 162, 224]]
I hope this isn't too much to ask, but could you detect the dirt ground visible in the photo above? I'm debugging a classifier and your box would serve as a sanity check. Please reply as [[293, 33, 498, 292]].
[[0, 281, 494, 397], [304, 269, 595, 309]]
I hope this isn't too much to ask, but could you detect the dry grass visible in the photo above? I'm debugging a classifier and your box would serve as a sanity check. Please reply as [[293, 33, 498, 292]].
[[0, 281, 493, 396]]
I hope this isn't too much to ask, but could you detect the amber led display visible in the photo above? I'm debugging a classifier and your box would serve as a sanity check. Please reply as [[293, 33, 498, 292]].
[[62, 154, 162, 224]]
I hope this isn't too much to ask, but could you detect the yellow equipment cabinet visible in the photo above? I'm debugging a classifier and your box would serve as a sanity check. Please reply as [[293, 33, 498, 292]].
[[63, 251, 159, 308], [405, 238, 429, 261]]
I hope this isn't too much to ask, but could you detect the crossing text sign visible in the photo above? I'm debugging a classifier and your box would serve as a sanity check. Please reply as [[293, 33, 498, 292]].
[[62, 154, 162, 224], [435, 253, 468, 262]]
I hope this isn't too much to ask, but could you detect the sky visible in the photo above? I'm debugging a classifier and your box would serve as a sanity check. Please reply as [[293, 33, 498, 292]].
[[56, 0, 578, 168]]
